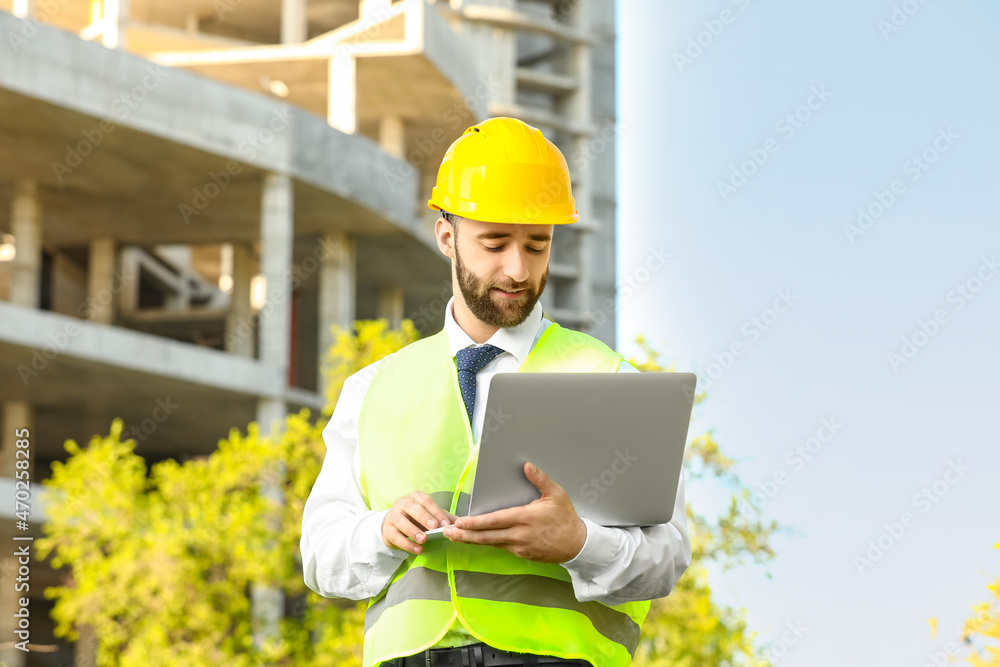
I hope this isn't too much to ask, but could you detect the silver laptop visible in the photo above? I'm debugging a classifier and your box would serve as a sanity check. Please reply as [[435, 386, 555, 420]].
[[423, 372, 696, 540]]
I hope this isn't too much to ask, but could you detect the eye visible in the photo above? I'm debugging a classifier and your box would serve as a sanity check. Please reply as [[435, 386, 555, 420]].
[[483, 245, 545, 254]]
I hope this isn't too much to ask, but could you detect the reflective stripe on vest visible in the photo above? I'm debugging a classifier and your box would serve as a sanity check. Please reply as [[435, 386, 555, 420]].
[[365, 567, 641, 651], [358, 322, 650, 667]]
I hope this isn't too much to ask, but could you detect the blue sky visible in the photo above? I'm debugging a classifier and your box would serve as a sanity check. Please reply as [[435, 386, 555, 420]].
[[617, 1, 1000, 664]]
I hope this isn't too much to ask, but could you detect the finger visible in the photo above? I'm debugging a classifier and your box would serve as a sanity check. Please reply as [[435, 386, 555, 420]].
[[391, 509, 429, 545], [385, 523, 424, 555], [421, 500, 457, 528], [405, 491, 446, 528], [413, 491, 458, 528], [524, 462, 561, 497], [410, 493, 459, 528], [445, 525, 513, 545], [401, 497, 440, 530], [455, 506, 523, 531]]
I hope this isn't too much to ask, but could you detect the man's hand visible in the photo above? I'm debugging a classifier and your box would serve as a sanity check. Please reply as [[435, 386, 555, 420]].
[[382, 491, 459, 555], [443, 462, 587, 563]]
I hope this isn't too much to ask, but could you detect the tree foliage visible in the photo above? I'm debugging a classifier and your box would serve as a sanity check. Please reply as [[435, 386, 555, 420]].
[[626, 334, 778, 667], [961, 544, 1000, 666], [928, 542, 1000, 666], [36, 322, 778, 666]]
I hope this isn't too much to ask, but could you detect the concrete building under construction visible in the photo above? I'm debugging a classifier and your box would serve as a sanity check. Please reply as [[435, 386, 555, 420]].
[[0, 0, 619, 662]]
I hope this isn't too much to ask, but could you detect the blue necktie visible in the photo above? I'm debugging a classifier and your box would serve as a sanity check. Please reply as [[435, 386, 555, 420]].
[[456, 344, 504, 425]]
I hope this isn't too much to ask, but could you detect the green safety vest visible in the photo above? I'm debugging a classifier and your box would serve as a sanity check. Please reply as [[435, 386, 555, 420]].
[[357, 322, 651, 667]]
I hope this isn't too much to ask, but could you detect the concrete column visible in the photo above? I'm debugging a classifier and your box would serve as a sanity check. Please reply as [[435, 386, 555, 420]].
[[225, 243, 255, 358], [377, 285, 404, 328], [9, 180, 41, 309], [463, 0, 514, 108], [74, 622, 98, 666], [280, 0, 307, 44], [567, 0, 593, 326], [259, 173, 294, 378], [253, 173, 293, 656], [327, 53, 356, 134], [117, 248, 140, 313], [0, 402, 33, 480], [87, 238, 117, 325], [317, 232, 355, 396], [378, 115, 405, 160], [102, 0, 129, 49], [251, 396, 286, 656], [12, 0, 36, 19]]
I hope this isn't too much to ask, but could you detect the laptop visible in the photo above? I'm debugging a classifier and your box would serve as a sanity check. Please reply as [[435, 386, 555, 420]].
[[423, 371, 696, 540]]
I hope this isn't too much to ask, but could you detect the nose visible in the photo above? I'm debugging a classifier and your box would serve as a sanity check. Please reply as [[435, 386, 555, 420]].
[[502, 246, 530, 284]]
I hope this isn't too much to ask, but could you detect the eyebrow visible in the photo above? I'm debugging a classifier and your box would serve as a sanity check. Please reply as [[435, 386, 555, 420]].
[[475, 232, 552, 242]]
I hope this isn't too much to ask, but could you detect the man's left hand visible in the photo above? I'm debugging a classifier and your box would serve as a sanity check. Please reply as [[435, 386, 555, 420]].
[[443, 462, 586, 563]]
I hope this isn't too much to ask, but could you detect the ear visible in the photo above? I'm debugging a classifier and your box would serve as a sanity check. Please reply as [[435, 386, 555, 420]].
[[435, 215, 455, 259]]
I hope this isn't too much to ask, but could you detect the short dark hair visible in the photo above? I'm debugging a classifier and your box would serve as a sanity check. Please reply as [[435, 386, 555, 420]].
[[441, 211, 458, 238]]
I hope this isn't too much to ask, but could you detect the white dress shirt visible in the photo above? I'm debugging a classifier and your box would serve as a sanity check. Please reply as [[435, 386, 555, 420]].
[[300, 296, 692, 615]]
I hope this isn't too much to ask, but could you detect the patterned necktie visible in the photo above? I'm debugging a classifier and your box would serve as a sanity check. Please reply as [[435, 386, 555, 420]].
[[456, 344, 505, 425]]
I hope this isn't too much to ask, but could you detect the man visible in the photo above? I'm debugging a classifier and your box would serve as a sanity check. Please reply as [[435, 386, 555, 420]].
[[300, 117, 691, 667]]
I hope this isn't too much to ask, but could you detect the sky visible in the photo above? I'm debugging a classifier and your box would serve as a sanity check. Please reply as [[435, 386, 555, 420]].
[[617, 1, 1000, 664]]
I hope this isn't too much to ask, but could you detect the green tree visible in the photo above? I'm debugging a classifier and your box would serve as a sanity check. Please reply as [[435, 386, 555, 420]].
[[626, 334, 778, 667], [36, 322, 778, 666], [320, 318, 420, 418]]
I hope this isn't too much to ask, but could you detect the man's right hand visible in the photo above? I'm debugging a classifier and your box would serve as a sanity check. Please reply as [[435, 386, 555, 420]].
[[381, 491, 459, 555]]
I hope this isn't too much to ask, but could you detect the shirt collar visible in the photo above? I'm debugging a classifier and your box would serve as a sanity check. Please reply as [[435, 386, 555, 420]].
[[443, 295, 544, 366]]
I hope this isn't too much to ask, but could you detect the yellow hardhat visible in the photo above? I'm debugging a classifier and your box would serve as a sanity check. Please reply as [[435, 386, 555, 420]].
[[427, 117, 579, 224]]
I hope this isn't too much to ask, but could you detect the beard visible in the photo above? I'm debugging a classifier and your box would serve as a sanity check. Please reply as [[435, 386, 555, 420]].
[[454, 243, 548, 328]]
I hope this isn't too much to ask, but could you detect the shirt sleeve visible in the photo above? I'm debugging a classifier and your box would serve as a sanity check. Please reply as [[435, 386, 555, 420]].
[[300, 360, 408, 600], [557, 358, 693, 604]]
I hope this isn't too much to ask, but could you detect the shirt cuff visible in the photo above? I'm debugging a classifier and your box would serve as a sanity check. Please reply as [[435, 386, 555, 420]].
[[559, 518, 623, 578]]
